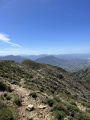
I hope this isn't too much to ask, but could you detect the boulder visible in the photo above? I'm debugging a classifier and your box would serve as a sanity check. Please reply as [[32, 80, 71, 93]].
[[11, 80, 17, 84], [27, 116, 33, 120], [26, 104, 34, 111], [38, 105, 46, 109]]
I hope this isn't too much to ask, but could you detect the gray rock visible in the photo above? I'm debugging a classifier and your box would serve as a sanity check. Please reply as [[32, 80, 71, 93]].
[[11, 80, 17, 84], [27, 116, 33, 120]]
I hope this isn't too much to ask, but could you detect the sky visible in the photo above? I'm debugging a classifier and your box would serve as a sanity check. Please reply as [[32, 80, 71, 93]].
[[0, 0, 90, 55]]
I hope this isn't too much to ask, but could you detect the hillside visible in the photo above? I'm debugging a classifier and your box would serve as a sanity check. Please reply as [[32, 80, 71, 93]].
[[0, 60, 90, 120], [35, 55, 90, 72], [73, 68, 90, 91], [35, 55, 67, 67]]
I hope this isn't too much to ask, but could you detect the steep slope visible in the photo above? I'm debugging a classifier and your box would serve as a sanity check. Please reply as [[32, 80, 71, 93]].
[[23, 60, 90, 100], [73, 68, 90, 91], [0, 60, 90, 100], [0, 60, 90, 120]]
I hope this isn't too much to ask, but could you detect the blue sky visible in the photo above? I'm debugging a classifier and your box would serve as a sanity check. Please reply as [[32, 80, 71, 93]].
[[0, 0, 90, 55]]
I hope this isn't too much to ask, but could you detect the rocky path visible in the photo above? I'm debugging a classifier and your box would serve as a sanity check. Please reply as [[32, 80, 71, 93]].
[[12, 84, 52, 120]]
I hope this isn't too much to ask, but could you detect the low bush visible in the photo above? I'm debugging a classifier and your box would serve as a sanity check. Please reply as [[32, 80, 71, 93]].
[[0, 101, 7, 109], [0, 81, 12, 92], [29, 92, 37, 99], [0, 107, 15, 120], [0, 95, 4, 100], [0, 81, 7, 91], [39, 87, 44, 92], [46, 98, 55, 107], [0, 101, 16, 120], [73, 111, 90, 120], [51, 102, 68, 114], [67, 104, 79, 116], [52, 110, 66, 120], [70, 101, 77, 106], [49, 89, 55, 94], [7, 85, 12, 92], [13, 98, 22, 106], [6, 96, 11, 101], [4, 93, 8, 97], [82, 102, 90, 108], [53, 96, 61, 102], [78, 112, 90, 120]]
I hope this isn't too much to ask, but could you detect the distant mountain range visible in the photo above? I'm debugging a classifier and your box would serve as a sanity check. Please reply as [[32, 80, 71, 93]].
[[21, 54, 48, 60], [0, 54, 90, 72], [0, 55, 26, 63], [35, 55, 90, 72], [22, 54, 90, 60], [35, 55, 67, 67]]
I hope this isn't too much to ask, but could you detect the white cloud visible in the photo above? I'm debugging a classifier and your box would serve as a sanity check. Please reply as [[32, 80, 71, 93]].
[[0, 33, 21, 47]]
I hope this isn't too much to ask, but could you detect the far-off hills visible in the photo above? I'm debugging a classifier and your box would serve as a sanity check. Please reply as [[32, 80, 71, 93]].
[[0, 54, 90, 72]]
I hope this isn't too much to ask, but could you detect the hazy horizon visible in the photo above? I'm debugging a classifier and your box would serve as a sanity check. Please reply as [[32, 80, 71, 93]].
[[0, 53, 90, 57]]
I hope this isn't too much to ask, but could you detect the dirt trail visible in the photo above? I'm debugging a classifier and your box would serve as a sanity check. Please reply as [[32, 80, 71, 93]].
[[12, 84, 52, 120]]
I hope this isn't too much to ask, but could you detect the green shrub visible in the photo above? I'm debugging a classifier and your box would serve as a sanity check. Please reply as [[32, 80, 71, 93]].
[[29, 92, 37, 99], [52, 110, 66, 120], [0, 95, 4, 100], [0, 107, 15, 120], [0, 81, 7, 91], [46, 98, 55, 107], [80, 112, 90, 120], [67, 104, 79, 116], [70, 101, 77, 106], [76, 111, 90, 120], [13, 98, 22, 106], [0, 101, 16, 120], [39, 87, 44, 92], [82, 102, 90, 108], [7, 85, 12, 92], [53, 96, 61, 102], [50, 89, 55, 94], [0, 81, 12, 92], [51, 102, 68, 114], [0, 101, 7, 109], [6, 96, 11, 101], [4, 93, 8, 97]]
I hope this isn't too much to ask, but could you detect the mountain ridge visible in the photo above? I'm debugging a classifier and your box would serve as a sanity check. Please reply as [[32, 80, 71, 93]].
[[0, 54, 90, 72]]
